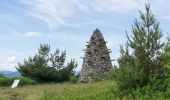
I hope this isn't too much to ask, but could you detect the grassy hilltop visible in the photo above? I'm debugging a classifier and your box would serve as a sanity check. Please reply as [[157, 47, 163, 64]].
[[1, 4, 170, 100], [0, 80, 170, 100], [0, 80, 116, 100]]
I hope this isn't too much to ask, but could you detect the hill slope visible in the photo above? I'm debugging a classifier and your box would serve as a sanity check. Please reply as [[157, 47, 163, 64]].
[[0, 81, 115, 100], [0, 71, 20, 77], [0, 80, 169, 100]]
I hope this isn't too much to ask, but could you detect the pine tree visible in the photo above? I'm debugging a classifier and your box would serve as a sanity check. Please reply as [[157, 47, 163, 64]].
[[163, 36, 170, 64], [17, 44, 77, 82], [162, 36, 170, 80], [114, 4, 168, 92]]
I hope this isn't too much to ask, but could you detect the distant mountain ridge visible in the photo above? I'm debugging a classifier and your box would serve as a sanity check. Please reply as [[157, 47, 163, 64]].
[[0, 71, 20, 77], [0, 70, 79, 77]]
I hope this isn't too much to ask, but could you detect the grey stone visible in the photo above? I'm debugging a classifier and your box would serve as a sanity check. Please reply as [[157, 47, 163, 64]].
[[79, 28, 112, 82]]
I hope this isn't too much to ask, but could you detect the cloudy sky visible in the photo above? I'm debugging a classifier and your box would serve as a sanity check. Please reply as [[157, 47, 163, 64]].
[[0, 0, 170, 71]]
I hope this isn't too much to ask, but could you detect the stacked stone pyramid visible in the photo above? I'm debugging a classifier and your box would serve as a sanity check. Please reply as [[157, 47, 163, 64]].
[[79, 28, 112, 82]]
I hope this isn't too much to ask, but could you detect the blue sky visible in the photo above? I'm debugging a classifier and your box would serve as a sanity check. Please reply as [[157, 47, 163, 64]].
[[0, 0, 170, 71]]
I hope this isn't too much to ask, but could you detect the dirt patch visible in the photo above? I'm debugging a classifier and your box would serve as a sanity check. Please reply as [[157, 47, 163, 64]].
[[10, 94, 20, 100]]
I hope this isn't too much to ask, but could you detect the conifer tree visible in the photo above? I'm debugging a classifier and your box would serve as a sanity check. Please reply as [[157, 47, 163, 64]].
[[17, 44, 77, 82], [115, 4, 168, 92], [162, 36, 170, 79]]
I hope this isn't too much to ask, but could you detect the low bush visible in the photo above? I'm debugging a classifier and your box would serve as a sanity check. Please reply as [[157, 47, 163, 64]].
[[112, 86, 169, 100], [0, 73, 5, 78], [0, 77, 36, 87], [18, 77, 36, 86], [0, 77, 13, 86], [70, 76, 78, 83]]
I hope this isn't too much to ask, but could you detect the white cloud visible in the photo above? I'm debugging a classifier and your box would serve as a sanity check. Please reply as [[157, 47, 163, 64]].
[[0, 55, 17, 71], [25, 32, 42, 37], [18, 0, 170, 31], [7, 56, 16, 64], [20, 0, 146, 30], [0, 64, 17, 71], [0, 49, 37, 71]]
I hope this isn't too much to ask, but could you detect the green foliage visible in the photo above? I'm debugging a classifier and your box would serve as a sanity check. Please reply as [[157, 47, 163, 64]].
[[70, 76, 78, 83], [0, 77, 13, 86], [111, 3, 168, 95], [0, 73, 5, 78], [162, 37, 170, 78], [112, 85, 169, 100], [19, 77, 36, 86], [162, 37, 170, 96], [0, 77, 36, 86], [17, 44, 77, 83]]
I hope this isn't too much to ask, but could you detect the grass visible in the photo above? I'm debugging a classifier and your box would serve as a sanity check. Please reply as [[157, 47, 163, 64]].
[[0, 80, 169, 100], [0, 80, 116, 100]]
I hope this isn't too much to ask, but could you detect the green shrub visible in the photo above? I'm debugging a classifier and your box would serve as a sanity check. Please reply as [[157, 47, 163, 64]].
[[17, 44, 77, 83], [0, 77, 36, 87], [112, 85, 169, 100], [70, 76, 78, 83], [111, 4, 169, 95], [18, 77, 36, 86], [0, 73, 5, 78], [0, 77, 13, 86]]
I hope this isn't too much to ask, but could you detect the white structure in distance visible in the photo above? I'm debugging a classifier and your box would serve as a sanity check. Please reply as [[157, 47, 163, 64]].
[[11, 79, 20, 88]]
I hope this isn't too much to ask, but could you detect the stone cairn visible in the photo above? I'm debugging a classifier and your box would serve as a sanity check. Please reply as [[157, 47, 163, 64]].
[[79, 28, 112, 82]]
